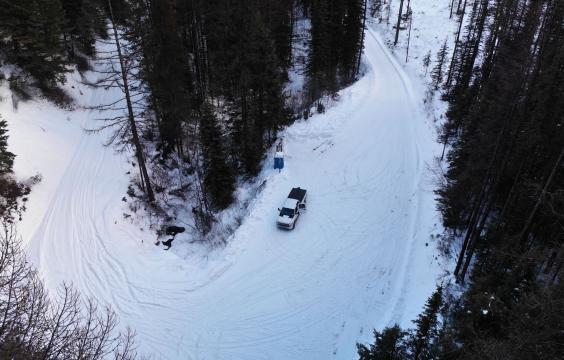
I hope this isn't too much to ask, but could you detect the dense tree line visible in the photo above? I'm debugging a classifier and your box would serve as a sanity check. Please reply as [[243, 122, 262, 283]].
[[0, 0, 107, 88], [306, 0, 366, 102], [360, 0, 564, 358], [440, 0, 564, 287]]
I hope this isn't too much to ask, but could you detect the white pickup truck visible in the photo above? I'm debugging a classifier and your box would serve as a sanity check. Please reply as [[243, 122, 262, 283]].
[[277, 187, 307, 230]]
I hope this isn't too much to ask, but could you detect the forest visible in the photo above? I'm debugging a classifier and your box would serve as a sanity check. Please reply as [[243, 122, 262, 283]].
[[359, 0, 564, 359]]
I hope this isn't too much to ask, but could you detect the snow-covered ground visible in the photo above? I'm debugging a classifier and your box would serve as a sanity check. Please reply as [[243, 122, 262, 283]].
[[3, 23, 445, 359], [374, 0, 459, 124], [375, 0, 457, 77]]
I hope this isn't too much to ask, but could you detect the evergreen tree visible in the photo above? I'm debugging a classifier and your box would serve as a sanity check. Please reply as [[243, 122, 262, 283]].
[[0, 0, 68, 86], [408, 287, 443, 360], [306, 0, 332, 101], [357, 325, 409, 360], [199, 103, 235, 210], [216, 3, 289, 176], [306, 0, 365, 100], [0, 117, 15, 175], [265, 0, 294, 69], [430, 39, 449, 90], [0, 116, 30, 221], [145, 0, 193, 156], [341, 0, 365, 81], [61, 0, 106, 60]]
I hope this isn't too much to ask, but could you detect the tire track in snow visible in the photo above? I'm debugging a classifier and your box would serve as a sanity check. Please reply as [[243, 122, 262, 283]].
[[366, 28, 433, 328]]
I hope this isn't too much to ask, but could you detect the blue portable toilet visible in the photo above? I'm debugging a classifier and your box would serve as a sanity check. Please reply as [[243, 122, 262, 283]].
[[274, 151, 284, 170]]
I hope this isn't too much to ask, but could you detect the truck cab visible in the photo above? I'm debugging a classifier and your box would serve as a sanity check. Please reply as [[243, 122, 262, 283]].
[[277, 187, 307, 230]]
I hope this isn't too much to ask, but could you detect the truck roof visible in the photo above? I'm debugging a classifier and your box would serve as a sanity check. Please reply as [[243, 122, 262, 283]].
[[288, 187, 306, 201], [282, 198, 299, 209]]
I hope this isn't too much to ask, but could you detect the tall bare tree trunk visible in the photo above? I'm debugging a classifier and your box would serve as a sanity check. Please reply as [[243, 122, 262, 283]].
[[446, 0, 468, 88], [449, 0, 456, 18], [405, 0, 412, 62], [394, 0, 405, 45], [458, 197, 494, 283], [386, 0, 393, 26], [108, 0, 155, 203], [519, 146, 564, 244], [453, 121, 507, 278], [456, 0, 464, 14]]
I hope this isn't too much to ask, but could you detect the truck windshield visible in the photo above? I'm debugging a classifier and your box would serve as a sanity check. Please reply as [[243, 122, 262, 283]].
[[280, 208, 294, 218]]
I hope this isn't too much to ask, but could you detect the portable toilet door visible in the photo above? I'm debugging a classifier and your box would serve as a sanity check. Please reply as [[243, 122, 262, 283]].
[[274, 151, 284, 171]]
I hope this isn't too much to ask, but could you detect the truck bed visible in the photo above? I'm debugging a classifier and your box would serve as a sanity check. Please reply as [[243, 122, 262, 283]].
[[288, 187, 307, 202]]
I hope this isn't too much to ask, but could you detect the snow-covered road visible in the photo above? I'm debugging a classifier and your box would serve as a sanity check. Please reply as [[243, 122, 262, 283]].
[[14, 28, 441, 359]]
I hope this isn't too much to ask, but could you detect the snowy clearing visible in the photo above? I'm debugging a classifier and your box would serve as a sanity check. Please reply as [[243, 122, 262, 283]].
[[4, 27, 442, 359]]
